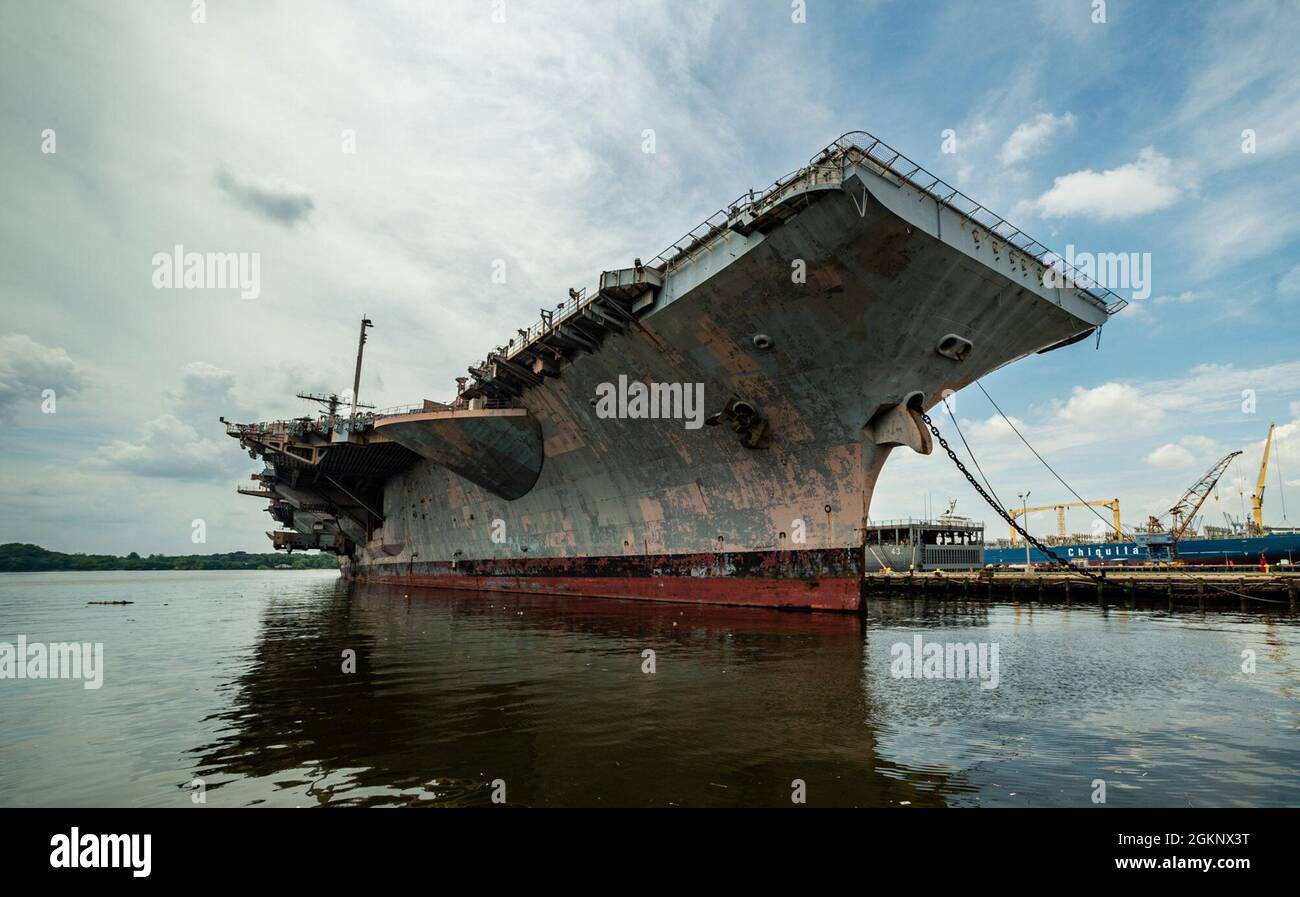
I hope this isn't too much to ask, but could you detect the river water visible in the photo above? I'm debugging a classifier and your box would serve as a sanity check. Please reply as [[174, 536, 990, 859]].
[[1, 570, 1296, 807]]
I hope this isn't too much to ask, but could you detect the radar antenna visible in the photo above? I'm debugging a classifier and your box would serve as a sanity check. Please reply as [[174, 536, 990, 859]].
[[295, 392, 374, 418]]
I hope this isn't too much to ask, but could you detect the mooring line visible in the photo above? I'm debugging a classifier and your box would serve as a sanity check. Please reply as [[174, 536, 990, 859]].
[[921, 410, 1110, 586], [973, 383, 1286, 604], [974, 380, 1136, 540], [942, 396, 1003, 510], [922, 409, 1285, 604]]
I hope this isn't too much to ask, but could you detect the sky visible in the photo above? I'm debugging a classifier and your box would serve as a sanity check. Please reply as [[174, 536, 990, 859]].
[[1, 0, 1298, 555]]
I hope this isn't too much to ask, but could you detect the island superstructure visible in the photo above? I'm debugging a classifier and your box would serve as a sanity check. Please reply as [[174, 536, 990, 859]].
[[224, 131, 1125, 611]]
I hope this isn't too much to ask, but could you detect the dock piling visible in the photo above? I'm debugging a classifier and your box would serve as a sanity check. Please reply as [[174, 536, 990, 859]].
[[862, 569, 1297, 612]]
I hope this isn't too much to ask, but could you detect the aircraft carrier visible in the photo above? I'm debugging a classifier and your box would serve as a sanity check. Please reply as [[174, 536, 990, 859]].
[[224, 131, 1126, 611]]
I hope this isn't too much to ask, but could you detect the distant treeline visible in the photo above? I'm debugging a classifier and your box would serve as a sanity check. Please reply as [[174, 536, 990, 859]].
[[0, 543, 339, 572]]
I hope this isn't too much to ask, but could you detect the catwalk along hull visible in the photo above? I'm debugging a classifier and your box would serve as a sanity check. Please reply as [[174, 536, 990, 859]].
[[230, 134, 1119, 612]]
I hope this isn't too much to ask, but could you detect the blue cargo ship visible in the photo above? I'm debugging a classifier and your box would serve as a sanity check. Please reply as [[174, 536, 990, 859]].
[[984, 532, 1300, 566]]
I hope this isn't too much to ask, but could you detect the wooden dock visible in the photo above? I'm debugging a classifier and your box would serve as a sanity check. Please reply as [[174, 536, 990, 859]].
[[863, 569, 1300, 611]]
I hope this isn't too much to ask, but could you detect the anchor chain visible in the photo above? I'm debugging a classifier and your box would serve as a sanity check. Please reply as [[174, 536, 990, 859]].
[[921, 412, 1109, 586]]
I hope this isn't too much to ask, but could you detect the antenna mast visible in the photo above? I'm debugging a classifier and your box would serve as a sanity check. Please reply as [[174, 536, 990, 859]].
[[351, 316, 374, 418]]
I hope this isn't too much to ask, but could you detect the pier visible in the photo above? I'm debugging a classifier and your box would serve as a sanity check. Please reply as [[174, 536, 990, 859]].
[[863, 569, 1300, 611]]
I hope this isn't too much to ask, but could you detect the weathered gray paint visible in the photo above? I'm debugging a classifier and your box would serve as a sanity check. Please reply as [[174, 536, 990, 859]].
[[354, 161, 1103, 575], [375, 408, 543, 500]]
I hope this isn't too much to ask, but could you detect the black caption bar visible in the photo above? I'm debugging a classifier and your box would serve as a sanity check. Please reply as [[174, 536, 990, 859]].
[[0, 808, 1284, 883]]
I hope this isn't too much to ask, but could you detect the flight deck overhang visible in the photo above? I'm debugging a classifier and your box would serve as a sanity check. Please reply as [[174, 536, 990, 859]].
[[374, 407, 544, 501], [640, 132, 1120, 338]]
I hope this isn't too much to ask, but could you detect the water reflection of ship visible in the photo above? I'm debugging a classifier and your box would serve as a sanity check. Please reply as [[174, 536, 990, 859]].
[[188, 579, 988, 807]]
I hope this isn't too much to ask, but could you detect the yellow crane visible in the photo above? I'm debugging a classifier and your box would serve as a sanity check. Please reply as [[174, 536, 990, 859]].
[[1009, 499, 1122, 546], [1248, 422, 1275, 535]]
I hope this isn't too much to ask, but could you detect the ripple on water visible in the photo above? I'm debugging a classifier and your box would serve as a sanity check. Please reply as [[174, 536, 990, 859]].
[[0, 572, 1297, 806]]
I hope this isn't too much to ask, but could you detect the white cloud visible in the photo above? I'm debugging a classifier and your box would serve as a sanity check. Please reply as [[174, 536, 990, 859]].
[[87, 414, 234, 480], [164, 361, 254, 423], [0, 333, 88, 423], [1121, 289, 1201, 325], [1054, 382, 1153, 428], [1026, 147, 1184, 219], [84, 361, 258, 481], [961, 414, 1029, 447], [1180, 434, 1221, 455], [1146, 443, 1196, 467], [1146, 435, 1220, 469], [999, 112, 1075, 165], [1152, 290, 1200, 305]]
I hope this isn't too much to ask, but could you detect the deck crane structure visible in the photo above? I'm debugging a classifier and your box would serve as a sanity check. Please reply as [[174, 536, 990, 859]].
[[1136, 450, 1241, 561], [1008, 499, 1122, 546], [1247, 423, 1275, 535], [1159, 447, 1237, 538]]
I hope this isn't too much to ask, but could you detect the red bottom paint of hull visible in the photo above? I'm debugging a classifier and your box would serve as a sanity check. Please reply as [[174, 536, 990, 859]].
[[362, 573, 862, 613]]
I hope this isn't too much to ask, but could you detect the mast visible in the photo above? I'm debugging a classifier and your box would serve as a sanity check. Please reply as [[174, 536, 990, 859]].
[[351, 316, 374, 419]]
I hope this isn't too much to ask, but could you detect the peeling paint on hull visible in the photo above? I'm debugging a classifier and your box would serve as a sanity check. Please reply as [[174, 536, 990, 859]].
[[233, 135, 1117, 615], [355, 165, 1106, 608]]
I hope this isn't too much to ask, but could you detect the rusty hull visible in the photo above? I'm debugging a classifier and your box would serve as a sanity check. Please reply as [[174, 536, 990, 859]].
[[369, 549, 862, 612], [338, 141, 1111, 612]]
